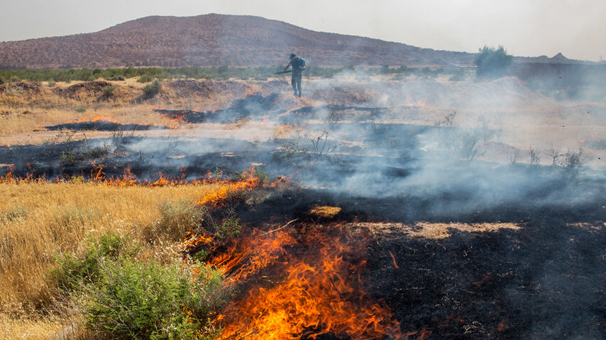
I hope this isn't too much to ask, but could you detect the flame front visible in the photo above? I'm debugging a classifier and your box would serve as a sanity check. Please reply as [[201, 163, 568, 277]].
[[214, 229, 402, 340]]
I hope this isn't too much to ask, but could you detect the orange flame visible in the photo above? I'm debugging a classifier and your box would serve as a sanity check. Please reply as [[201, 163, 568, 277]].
[[209, 229, 297, 283], [0, 164, 285, 191], [389, 250, 399, 269], [214, 229, 402, 340], [67, 115, 118, 124]]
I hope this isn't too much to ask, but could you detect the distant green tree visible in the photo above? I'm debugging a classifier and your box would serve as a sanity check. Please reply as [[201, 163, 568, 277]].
[[474, 46, 513, 78], [142, 79, 162, 98]]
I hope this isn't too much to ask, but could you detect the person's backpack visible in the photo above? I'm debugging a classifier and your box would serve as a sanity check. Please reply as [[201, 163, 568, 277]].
[[296, 57, 306, 70]]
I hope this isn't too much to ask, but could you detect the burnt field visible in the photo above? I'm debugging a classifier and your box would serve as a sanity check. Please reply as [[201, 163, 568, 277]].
[[2, 75, 606, 339]]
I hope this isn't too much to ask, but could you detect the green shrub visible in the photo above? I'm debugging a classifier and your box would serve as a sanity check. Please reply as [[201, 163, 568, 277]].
[[252, 167, 269, 185], [59, 151, 77, 166], [81, 257, 226, 339], [138, 74, 153, 83], [142, 80, 162, 97], [51, 231, 134, 292], [85, 145, 110, 159], [559, 146, 588, 177], [216, 214, 241, 240]]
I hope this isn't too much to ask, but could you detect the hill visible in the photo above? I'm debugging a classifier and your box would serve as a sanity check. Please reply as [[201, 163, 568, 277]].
[[0, 14, 477, 69]]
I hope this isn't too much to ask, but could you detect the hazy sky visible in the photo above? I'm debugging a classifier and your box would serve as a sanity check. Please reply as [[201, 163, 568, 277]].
[[1, 0, 604, 61]]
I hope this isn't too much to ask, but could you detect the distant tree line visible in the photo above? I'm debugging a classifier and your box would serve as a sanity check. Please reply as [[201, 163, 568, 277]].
[[0, 64, 469, 84]]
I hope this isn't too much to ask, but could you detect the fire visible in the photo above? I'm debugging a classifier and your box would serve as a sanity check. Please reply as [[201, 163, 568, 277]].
[[208, 228, 402, 340], [388, 250, 399, 270], [5, 159, 405, 339], [0, 163, 282, 193], [156, 109, 188, 122], [67, 115, 118, 124]]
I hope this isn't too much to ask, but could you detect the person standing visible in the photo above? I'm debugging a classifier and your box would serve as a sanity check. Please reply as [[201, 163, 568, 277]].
[[284, 53, 306, 97]]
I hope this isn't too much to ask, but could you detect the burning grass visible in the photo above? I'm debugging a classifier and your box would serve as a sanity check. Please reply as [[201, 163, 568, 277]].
[[0, 166, 282, 338], [0, 169, 409, 339], [212, 228, 402, 340]]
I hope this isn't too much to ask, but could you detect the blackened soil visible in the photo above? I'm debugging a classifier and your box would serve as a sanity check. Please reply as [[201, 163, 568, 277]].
[[227, 187, 606, 339], [45, 121, 168, 131], [366, 217, 606, 339]]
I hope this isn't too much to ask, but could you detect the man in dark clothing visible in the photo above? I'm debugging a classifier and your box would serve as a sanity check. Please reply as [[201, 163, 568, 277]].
[[284, 53, 306, 97]]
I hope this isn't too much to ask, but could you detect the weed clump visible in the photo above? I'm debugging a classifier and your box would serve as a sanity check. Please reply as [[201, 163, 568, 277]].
[[81, 257, 225, 339], [51, 231, 227, 339], [50, 231, 133, 292]]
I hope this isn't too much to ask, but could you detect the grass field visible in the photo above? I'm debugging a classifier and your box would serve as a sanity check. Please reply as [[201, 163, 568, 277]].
[[0, 179, 223, 339]]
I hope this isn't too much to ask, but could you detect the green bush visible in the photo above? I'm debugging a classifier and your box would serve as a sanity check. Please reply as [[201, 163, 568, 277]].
[[81, 257, 226, 339], [215, 213, 241, 240], [138, 74, 153, 83], [559, 146, 588, 177], [250, 167, 268, 185], [142, 80, 162, 97], [51, 231, 133, 292]]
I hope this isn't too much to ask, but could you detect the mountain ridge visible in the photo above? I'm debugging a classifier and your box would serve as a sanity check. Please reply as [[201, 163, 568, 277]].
[[0, 14, 585, 70]]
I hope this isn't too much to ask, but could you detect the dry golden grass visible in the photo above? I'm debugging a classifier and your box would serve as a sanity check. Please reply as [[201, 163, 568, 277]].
[[411, 222, 521, 239], [272, 123, 298, 138], [0, 104, 185, 145], [0, 78, 256, 142], [225, 117, 251, 130], [309, 206, 342, 219], [351, 222, 521, 240], [0, 314, 73, 340], [0, 180, 221, 337]]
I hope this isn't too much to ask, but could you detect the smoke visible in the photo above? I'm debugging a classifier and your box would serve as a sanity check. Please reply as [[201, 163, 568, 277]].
[[3, 65, 602, 221], [80, 67, 603, 222]]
